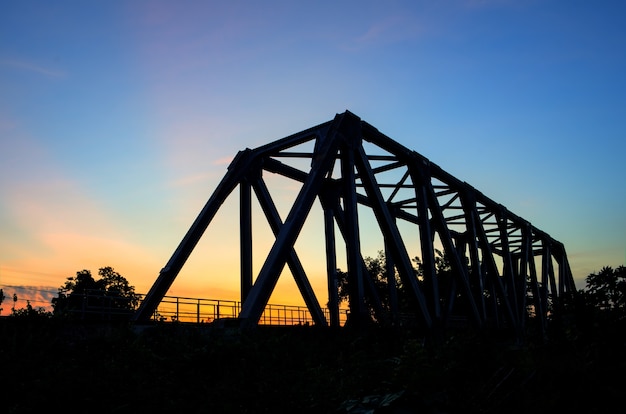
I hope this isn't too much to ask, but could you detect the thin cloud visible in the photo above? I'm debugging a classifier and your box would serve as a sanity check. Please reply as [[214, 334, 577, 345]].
[[0, 58, 66, 78], [0, 140, 161, 286], [213, 156, 233, 166], [0, 284, 57, 312], [167, 172, 214, 189], [343, 15, 423, 51]]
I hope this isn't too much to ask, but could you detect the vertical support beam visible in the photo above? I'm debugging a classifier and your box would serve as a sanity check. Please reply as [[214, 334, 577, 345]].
[[238, 112, 350, 324], [133, 150, 253, 322], [327, 190, 386, 323], [483, 262, 501, 327], [541, 240, 554, 320], [412, 164, 440, 322], [556, 245, 575, 295], [472, 212, 518, 332], [546, 245, 558, 299], [462, 199, 487, 323], [497, 209, 520, 328], [354, 145, 432, 329], [341, 147, 367, 326], [324, 201, 340, 327], [527, 242, 545, 337], [384, 238, 399, 323], [240, 178, 253, 303], [518, 224, 532, 332], [425, 180, 482, 328]]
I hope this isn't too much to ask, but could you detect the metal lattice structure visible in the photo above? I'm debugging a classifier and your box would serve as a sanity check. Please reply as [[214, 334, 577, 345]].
[[134, 111, 576, 337]]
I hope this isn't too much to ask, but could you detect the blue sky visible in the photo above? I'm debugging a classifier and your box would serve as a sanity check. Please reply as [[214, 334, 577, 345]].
[[1, 0, 625, 310]]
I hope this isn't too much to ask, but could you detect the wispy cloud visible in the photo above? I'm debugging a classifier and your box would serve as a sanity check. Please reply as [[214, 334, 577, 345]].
[[165, 154, 233, 189], [167, 172, 214, 189], [0, 58, 66, 78], [213, 156, 233, 166], [0, 134, 162, 293], [0, 284, 57, 312], [343, 14, 423, 51]]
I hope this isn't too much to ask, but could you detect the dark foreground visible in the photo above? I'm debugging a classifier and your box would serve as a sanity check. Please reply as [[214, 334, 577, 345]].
[[1, 318, 624, 413]]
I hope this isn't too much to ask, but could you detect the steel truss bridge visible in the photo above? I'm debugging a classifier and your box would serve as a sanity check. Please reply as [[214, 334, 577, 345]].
[[134, 111, 576, 339]]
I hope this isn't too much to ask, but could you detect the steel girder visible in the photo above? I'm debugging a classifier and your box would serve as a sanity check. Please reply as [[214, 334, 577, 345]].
[[133, 111, 576, 336]]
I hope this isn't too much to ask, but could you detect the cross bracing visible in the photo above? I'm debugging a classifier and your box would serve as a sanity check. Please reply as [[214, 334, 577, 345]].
[[133, 111, 575, 338]]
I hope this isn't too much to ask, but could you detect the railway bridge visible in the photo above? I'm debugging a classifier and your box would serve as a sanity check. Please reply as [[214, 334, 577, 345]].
[[133, 111, 576, 340]]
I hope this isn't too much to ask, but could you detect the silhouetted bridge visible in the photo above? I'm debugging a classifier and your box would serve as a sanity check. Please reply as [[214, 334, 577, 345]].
[[133, 111, 576, 340]]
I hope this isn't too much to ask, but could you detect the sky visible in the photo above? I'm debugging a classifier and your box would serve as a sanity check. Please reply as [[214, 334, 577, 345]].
[[1, 0, 625, 313]]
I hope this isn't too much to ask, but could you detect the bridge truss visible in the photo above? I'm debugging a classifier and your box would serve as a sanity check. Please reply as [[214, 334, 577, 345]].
[[134, 111, 576, 338]]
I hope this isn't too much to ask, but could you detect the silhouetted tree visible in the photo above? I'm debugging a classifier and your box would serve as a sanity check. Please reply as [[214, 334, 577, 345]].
[[576, 265, 626, 324], [566, 265, 626, 341], [583, 266, 626, 311], [337, 249, 452, 323], [337, 251, 398, 315], [52, 266, 140, 320]]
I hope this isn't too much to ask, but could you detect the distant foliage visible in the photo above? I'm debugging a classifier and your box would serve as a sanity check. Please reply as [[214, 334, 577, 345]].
[[578, 265, 626, 323], [10, 299, 52, 319], [51, 266, 140, 320], [336, 249, 453, 323], [583, 266, 626, 310]]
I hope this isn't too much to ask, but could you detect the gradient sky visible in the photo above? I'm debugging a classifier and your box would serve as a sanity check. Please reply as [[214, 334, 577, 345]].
[[1, 0, 625, 311]]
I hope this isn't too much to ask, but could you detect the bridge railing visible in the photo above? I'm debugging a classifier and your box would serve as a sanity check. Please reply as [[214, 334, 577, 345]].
[[151, 294, 349, 326], [43, 289, 348, 326], [153, 295, 240, 324]]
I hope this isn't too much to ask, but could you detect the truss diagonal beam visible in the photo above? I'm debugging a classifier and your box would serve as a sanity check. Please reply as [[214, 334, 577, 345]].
[[238, 112, 357, 324], [250, 175, 327, 326], [354, 143, 432, 328], [133, 149, 258, 322]]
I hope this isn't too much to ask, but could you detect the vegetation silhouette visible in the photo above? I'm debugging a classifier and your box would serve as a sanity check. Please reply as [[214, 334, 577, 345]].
[[1, 263, 626, 413], [51, 266, 140, 321], [572, 265, 626, 339], [335, 249, 552, 341], [336, 249, 454, 324]]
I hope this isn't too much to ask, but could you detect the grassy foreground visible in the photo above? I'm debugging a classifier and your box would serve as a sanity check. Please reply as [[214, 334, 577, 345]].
[[1, 318, 624, 413]]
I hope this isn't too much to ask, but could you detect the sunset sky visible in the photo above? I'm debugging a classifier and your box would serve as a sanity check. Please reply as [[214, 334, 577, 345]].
[[1, 0, 625, 312]]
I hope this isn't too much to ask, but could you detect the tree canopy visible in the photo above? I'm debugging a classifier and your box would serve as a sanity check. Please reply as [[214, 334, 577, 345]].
[[336, 249, 453, 324], [582, 266, 626, 311], [575, 265, 626, 329], [51, 266, 140, 320]]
